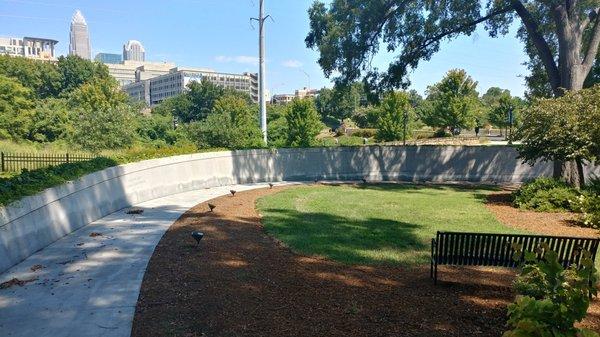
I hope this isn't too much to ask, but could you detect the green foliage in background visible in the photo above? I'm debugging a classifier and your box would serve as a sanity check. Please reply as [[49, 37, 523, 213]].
[[285, 98, 323, 147], [187, 94, 264, 149], [421, 69, 482, 132], [504, 244, 598, 337], [516, 85, 600, 173], [375, 91, 414, 142]]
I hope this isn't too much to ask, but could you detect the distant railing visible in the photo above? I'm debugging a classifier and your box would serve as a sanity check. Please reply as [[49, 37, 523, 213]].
[[0, 152, 96, 172]]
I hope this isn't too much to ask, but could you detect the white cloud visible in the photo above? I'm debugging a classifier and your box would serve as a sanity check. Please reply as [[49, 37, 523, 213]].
[[215, 55, 259, 66], [282, 59, 302, 68]]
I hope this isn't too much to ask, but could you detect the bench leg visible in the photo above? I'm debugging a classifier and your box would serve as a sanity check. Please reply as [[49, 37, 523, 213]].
[[434, 262, 438, 285]]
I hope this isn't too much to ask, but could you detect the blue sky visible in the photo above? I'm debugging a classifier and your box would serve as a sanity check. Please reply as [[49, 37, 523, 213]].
[[1, 0, 529, 96]]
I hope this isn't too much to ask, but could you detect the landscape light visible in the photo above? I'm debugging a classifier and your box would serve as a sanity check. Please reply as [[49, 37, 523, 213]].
[[191, 231, 204, 245]]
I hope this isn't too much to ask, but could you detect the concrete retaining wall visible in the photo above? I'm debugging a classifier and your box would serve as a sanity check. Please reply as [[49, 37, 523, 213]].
[[0, 146, 597, 274]]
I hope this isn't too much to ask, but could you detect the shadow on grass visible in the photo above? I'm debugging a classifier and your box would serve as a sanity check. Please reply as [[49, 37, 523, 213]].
[[260, 207, 428, 265]]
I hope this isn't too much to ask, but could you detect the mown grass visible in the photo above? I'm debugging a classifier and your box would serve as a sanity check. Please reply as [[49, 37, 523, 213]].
[[257, 184, 523, 266]]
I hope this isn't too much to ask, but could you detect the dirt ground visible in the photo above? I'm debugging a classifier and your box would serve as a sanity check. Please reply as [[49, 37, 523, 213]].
[[131, 187, 599, 337]]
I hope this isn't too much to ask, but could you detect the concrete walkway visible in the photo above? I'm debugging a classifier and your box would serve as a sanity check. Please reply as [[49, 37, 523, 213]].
[[0, 183, 281, 337]]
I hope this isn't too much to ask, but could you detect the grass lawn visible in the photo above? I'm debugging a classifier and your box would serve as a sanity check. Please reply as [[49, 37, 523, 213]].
[[257, 184, 524, 266]]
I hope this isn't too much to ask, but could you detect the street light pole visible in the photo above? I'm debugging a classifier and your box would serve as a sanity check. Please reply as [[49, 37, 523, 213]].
[[258, 0, 268, 144]]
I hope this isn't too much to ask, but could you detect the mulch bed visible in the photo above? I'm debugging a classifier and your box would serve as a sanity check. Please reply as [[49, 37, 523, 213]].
[[132, 187, 600, 337]]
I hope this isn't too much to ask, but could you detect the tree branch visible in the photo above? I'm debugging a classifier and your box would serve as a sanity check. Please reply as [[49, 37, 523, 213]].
[[417, 6, 514, 52], [365, 1, 411, 49], [510, 0, 561, 94], [583, 8, 600, 72]]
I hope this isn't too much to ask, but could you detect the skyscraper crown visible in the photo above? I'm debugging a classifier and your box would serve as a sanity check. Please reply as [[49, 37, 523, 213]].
[[72, 10, 87, 25]]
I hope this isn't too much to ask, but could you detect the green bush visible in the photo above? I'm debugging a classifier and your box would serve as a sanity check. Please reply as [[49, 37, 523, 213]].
[[504, 244, 598, 337], [512, 178, 579, 212], [570, 193, 600, 229]]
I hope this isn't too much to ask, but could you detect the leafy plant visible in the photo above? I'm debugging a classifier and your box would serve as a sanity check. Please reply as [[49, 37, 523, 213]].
[[512, 178, 579, 212], [504, 243, 598, 337], [570, 193, 600, 229]]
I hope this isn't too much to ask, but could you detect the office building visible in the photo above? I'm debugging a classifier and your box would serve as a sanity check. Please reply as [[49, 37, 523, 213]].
[[69, 10, 91, 59], [123, 40, 145, 62], [0, 36, 58, 60], [94, 53, 122, 64], [272, 87, 320, 104], [106, 60, 175, 87], [271, 94, 295, 105], [123, 67, 259, 106]]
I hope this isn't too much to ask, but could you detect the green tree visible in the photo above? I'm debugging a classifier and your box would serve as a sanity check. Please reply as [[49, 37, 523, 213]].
[[421, 69, 481, 132], [187, 94, 263, 149], [375, 91, 414, 142], [516, 85, 600, 187], [68, 78, 136, 152], [57, 55, 110, 94], [306, 0, 600, 96], [267, 103, 289, 147], [314, 82, 363, 123], [29, 98, 70, 142], [285, 98, 323, 147], [487, 92, 523, 137], [0, 55, 61, 98], [0, 75, 35, 140]]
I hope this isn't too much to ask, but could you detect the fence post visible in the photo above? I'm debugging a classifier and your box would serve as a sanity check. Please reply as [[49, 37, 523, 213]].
[[1, 152, 4, 172], [66, 153, 69, 164]]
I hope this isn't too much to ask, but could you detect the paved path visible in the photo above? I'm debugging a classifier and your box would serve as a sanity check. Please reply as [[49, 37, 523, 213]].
[[0, 183, 282, 337]]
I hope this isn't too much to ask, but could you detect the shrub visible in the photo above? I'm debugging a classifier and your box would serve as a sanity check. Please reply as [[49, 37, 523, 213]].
[[512, 178, 579, 212], [504, 244, 598, 337], [570, 193, 600, 229]]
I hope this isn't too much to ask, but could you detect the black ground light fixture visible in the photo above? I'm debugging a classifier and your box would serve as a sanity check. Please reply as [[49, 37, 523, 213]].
[[191, 231, 204, 245], [230, 190, 236, 196], [208, 203, 216, 212], [269, 182, 274, 189]]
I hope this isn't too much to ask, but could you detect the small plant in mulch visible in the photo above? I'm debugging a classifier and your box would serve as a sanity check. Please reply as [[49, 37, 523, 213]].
[[89, 232, 103, 237], [504, 243, 599, 337], [0, 277, 38, 289]]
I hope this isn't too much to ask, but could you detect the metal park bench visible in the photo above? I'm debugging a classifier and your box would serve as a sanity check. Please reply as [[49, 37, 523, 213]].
[[430, 231, 600, 284]]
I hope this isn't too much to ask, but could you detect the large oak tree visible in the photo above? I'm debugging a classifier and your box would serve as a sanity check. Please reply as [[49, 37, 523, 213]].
[[306, 0, 600, 184]]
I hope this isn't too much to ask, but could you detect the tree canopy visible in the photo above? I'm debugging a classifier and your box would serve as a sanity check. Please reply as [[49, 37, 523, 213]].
[[516, 84, 600, 187], [306, 0, 600, 96], [420, 69, 481, 132], [375, 91, 414, 142]]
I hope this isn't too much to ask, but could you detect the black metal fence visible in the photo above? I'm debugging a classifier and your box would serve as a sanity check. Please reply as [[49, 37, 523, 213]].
[[0, 152, 96, 172]]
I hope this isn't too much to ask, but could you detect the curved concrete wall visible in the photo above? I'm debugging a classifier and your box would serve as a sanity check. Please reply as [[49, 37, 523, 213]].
[[0, 146, 596, 274]]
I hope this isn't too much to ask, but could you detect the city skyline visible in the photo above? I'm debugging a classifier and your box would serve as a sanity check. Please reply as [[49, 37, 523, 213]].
[[0, 0, 530, 96]]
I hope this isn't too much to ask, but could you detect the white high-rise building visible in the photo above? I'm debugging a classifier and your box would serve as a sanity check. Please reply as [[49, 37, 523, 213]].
[[123, 40, 145, 62], [69, 10, 91, 59]]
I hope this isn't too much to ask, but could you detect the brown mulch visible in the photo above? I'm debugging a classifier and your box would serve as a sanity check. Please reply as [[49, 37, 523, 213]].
[[132, 187, 600, 337], [485, 192, 599, 238]]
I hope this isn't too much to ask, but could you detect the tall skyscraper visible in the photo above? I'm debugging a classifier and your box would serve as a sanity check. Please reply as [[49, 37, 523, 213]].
[[123, 40, 145, 62], [69, 10, 91, 59]]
